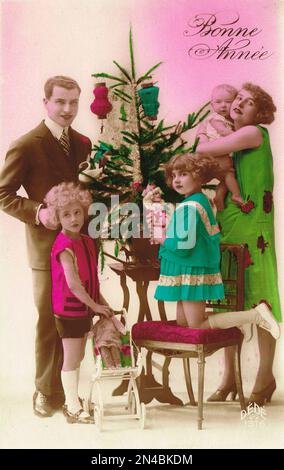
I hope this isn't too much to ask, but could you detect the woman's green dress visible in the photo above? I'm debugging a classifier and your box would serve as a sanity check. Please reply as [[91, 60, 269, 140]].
[[217, 125, 282, 321]]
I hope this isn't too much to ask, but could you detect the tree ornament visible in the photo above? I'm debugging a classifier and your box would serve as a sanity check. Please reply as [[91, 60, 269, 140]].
[[128, 83, 142, 184], [93, 141, 113, 168], [90, 82, 113, 133], [78, 161, 103, 183], [138, 80, 160, 120]]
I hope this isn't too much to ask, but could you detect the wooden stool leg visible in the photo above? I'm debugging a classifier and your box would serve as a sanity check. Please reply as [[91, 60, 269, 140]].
[[183, 358, 196, 406], [197, 347, 205, 430], [162, 357, 171, 389], [160, 357, 183, 406], [234, 343, 246, 411]]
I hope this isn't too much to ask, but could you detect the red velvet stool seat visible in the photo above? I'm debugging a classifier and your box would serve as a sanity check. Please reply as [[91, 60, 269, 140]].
[[133, 320, 242, 345], [132, 320, 246, 430]]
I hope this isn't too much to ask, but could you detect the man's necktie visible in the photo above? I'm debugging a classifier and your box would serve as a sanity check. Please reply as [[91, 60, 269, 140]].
[[59, 129, 70, 156]]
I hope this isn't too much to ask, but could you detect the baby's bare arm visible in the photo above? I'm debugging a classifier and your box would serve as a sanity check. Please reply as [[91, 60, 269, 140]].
[[196, 122, 209, 143], [210, 118, 233, 137]]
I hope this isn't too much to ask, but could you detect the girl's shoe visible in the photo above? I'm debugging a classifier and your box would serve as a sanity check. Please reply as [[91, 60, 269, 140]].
[[254, 301, 281, 339], [79, 396, 94, 413], [62, 405, 94, 424], [207, 385, 237, 402], [248, 380, 276, 407]]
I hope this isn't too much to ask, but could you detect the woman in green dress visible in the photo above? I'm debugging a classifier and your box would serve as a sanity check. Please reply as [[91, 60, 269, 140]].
[[197, 83, 282, 405]]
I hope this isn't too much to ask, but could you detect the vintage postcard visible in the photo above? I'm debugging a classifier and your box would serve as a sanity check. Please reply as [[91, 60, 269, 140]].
[[0, 0, 283, 452]]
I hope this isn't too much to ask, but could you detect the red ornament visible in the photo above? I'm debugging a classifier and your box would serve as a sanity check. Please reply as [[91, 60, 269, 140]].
[[90, 82, 112, 119], [131, 181, 143, 192]]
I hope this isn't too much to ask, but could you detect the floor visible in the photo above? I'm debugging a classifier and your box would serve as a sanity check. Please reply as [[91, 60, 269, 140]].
[[1, 337, 284, 450]]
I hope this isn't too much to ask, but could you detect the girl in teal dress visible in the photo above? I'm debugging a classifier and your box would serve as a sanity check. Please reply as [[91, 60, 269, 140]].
[[153, 153, 280, 339], [197, 83, 281, 406]]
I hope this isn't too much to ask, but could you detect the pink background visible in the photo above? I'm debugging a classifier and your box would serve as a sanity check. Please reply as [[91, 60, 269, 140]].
[[1, 0, 282, 143]]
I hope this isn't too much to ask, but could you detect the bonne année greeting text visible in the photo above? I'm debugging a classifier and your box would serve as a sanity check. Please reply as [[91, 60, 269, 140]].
[[184, 12, 272, 61]]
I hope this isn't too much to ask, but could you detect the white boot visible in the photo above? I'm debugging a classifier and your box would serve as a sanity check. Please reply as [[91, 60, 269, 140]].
[[61, 370, 92, 423], [61, 369, 81, 413], [208, 302, 280, 340], [254, 302, 280, 339]]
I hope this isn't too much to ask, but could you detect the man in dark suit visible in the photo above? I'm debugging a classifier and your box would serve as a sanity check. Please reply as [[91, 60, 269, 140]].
[[0, 76, 92, 417]]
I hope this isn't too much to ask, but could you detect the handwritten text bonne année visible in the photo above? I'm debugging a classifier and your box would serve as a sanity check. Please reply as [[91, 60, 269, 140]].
[[184, 12, 272, 61]]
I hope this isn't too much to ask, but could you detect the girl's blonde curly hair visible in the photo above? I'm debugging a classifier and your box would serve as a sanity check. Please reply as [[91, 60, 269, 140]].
[[165, 153, 221, 186], [44, 182, 92, 226]]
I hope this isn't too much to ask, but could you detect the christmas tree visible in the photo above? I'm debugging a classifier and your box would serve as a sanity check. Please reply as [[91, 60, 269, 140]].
[[81, 29, 210, 257]]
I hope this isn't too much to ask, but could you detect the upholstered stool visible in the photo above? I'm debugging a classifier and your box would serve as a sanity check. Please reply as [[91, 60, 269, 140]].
[[132, 320, 246, 430]]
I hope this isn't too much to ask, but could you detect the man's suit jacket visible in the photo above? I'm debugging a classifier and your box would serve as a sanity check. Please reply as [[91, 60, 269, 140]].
[[0, 121, 92, 269]]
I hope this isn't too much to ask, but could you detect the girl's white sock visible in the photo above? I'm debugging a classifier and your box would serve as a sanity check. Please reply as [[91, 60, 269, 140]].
[[61, 369, 81, 414]]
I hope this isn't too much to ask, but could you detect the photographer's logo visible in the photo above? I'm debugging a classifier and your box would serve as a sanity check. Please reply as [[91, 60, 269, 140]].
[[241, 403, 267, 428]]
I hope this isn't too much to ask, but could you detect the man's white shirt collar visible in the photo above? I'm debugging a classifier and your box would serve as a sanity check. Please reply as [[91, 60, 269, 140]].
[[44, 116, 69, 140]]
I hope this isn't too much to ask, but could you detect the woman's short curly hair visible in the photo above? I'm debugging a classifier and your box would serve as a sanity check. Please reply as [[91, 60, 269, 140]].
[[242, 82, 276, 124], [165, 153, 221, 186], [44, 182, 92, 226]]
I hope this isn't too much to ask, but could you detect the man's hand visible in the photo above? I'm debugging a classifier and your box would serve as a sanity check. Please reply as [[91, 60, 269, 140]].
[[38, 208, 59, 230]]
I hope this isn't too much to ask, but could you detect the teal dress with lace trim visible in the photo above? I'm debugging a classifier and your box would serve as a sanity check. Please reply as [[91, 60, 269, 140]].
[[155, 192, 224, 302]]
